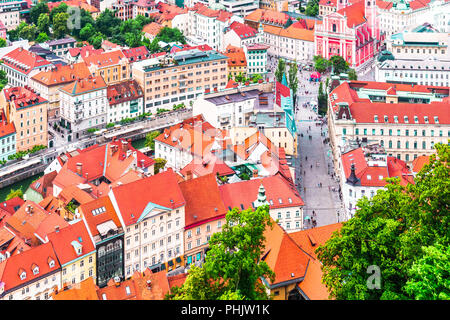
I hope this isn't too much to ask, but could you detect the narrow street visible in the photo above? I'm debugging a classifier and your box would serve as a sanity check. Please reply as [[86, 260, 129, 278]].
[[295, 104, 343, 228]]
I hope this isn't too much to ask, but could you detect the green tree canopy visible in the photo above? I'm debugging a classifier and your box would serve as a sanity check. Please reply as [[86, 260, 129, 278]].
[[314, 55, 329, 73], [167, 205, 275, 300], [30, 1, 49, 25], [348, 68, 358, 80], [37, 13, 50, 34], [154, 158, 167, 175], [53, 12, 69, 39], [329, 55, 350, 74], [95, 9, 121, 38], [305, 0, 319, 17], [317, 142, 450, 300], [288, 62, 299, 106], [6, 188, 24, 201], [145, 130, 161, 150], [404, 243, 450, 300], [19, 24, 38, 41], [36, 32, 50, 43], [79, 23, 95, 41], [0, 38, 6, 48], [275, 58, 286, 83], [0, 68, 8, 92], [156, 27, 186, 44]]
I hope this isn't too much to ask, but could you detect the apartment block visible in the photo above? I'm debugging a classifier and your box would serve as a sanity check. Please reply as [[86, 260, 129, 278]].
[[1, 87, 48, 152], [132, 49, 228, 114]]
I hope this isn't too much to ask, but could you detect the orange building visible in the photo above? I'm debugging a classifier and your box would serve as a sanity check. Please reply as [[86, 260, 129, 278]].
[[83, 50, 130, 86], [1, 87, 48, 152], [223, 45, 247, 78]]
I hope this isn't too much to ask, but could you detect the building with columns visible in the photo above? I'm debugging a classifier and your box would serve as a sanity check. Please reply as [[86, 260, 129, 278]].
[[314, 0, 382, 69]]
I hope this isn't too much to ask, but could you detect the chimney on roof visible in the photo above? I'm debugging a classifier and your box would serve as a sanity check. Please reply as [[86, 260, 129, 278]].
[[76, 162, 83, 176], [253, 169, 258, 177], [114, 276, 121, 287], [146, 280, 152, 289], [122, 141, 129, 153], [186, 170, 193, 180], [55, 226, 60, 233]]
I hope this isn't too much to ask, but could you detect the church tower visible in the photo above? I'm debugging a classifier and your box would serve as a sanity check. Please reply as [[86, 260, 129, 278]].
[[253, 183, 269, 208], [365, 0, 378, 39], [337, 0, 349, 11]]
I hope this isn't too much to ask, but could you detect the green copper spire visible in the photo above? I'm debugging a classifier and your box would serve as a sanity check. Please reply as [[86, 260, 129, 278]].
[[253, 183, 269, 208]]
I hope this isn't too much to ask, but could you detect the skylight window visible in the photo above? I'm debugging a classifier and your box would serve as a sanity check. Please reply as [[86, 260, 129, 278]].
[[367, 175, 371, 180], [384, 115, 388, 122], [434, 116, 439, 123], [374, 115, 378, 122], [379, 175, 383, 180]]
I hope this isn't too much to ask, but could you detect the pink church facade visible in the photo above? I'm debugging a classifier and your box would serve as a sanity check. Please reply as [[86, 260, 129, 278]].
[[314, 0, 381, 69]]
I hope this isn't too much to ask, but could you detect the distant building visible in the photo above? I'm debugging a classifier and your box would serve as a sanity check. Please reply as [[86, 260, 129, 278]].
[[0, 47, 53, 88], [386, 23, 450, 60], [83, 50, 130, 86], [106, 79, 144, 124], [29, 63, 92, 119], [1, 86, 48, 152], [59, 76, 107, 139], [339, 143, 414, 220], [0, 110, 16, 161], [132, 49, 228, 114], [245, 43, 269, 76], [327, 80, 450, 164], [223, 45, 248, 78], [44, 37, 77, 58]]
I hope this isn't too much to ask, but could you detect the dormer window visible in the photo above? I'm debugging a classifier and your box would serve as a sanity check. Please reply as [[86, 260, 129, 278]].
[[414, 116, 419, 123], [434, 116, 439, 124], [19, 269, 26, 280], [278, 198, 283, 204], [394, 116, 398, 123], [379, 175, 383, 180], [367, 175, 371, 180], [32, 265, 39, 275], [374, 115, 378, 122], [424, 116, 429, 124], [48, 258, 55, 268], [404, 116, 408, 123], [288, 198, 292, 204], [384, 115, 388, 122], [269, 199, 273, 205]]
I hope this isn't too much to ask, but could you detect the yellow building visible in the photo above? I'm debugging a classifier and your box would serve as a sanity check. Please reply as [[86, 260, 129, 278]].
[[223, 45, 247, 79], [47, 221, 97, 288], [83, 50, 130, 86], [1, 87, 48, 152]]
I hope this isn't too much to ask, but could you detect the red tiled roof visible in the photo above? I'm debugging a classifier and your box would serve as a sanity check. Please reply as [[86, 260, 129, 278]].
[[245, 9, 289, 26], [31, 63, 92, 86], [3, 87, 48, 109], [53, 277, 99, 300], [409, 0, 431, 10], [228, 21, 258, 39], [111, 169, 185, 226], [2, 47, 51, 75], [376, 0, 393, 9], [0, 110, 15, 139], [83, 50, 126, 68], [262, 219, 310, 285], [107, 80, 143, 105], [60, 76, 106, 95], [168, 272, 187, 289], [5, 201, 69, 246], [219, 175, 304, 211], [0, 197, 24, 215], [79, 196, 123, 238], [121, 46, 150, 63], [337, 1, 366, 28], [0, 242, 60, 293], [330, 81, 450, 124], [68, 45, 104, 58], [179, 174, 227, 229], [47, 220, 95, 266], [143, 22, 163, 37], [411, 155, 430, 174], [180, 154, 235, 179], [29, 171, 57, 198], [223, 45, 247, 67]]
